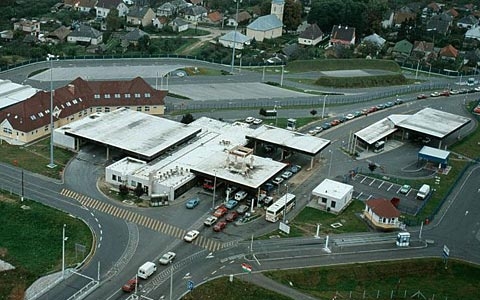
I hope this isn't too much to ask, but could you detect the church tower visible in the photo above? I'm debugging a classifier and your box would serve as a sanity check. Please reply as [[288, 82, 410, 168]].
[[271, 0, 285, 23]]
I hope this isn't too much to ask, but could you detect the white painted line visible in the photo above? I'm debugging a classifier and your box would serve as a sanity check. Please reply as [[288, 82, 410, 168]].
[[99, 236, 102, 242], [90, 212, 95, 217], [229, 260, 235, 264], [369, 179, 376, 186], [100, 230, 103, 235], [211, 270, 217, 275], [378, 181, 384, 189], [360, 177, 367, 183], [219, 265, 225, 270], [95, 218, 99, 223], [387, 184, 393, 191], [98, 224, 102, 229]]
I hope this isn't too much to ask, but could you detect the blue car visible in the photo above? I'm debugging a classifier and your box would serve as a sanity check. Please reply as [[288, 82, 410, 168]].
[[225, 199, 238, 209], [185, 198, 200, 209], [321, 122, 331, 130]]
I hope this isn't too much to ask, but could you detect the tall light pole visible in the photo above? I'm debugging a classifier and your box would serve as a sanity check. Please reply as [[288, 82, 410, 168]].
[[328, 149, 333, 178], [47, 54, 58, 169], [282, 183, 288, 223], [21, 169, 24, 202], [62, 224, 68, 278], [321, 95, 328, 119], [212, 170, 217, 210], [230, 0, 242, 73]]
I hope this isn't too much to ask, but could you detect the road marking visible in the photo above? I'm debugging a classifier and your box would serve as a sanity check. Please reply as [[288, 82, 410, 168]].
[[60, 188, 223, 252]]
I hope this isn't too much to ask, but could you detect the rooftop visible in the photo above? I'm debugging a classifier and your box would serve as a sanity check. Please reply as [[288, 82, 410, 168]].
[[312, 179, 353, 199]]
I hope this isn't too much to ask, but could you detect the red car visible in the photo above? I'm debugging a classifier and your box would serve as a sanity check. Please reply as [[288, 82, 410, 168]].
[[213, 221, 227, 232], [213, 205, 228, 218], [225, 211, 239, 222], [122, 278, 138, 293], [439, 90, 450, 96], [367, 106, 377, 113], [417, 94, 428, 99], [330, 119, 341, 126]]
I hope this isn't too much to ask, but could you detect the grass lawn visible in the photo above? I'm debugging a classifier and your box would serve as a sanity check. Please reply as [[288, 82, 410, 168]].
[[0, 138, 74, 179], [0, 194, 92, 300], [181, 276, 292, 300], [263, 200, 369, 239], [264, 259, 480, 300]]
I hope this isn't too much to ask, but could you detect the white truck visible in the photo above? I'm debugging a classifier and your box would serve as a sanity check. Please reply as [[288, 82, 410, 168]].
[[137, 261, 157, 279]]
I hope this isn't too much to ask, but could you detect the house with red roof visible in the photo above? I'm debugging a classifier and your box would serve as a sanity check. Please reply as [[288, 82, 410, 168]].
[[363, 198, 401, 231], [329, 25, 355, 47], [0, 77, 166, 144], [439, 44, 458, 61]]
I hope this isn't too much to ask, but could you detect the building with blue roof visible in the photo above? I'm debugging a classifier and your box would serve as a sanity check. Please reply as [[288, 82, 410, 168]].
[[246, 0, 284, 42]]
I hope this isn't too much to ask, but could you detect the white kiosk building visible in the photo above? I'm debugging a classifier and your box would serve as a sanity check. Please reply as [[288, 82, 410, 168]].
[[311, 179, 354, 214]]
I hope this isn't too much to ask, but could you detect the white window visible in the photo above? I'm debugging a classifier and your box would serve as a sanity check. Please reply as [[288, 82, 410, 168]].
[[115, 93, 121, 98], [125, 93, 131, 98], [94, 94, 100, 99], [134, 93, 141, 98], [144, 93, 151, 98], [104, 94, 111, 98]]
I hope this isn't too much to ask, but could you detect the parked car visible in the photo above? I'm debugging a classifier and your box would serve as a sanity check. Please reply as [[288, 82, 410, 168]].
[[262, 182, 275, 193], [245, 117, 255, 123], [281, 171, 293, 179], [384, 101, 394, 108], [236, 204, 249, 214], [430, 92, 440, 97], [375, 104, 385, 110], [213, 221, 227, 232], [204, 216, 218, 226], [394, 99, 404, 105], [225, 199, 239, 209], [122, 278, 138, 293], [185, 197, 200, 209], [330, 119, 341, 126], [213, 205, 228, 218], [345, 113, 355, 120], [225, 186, 238, 196], [367, 106, 377, 113], [262, 196, 274, 206], [184, 230, 199, 242], [159, 251, 176, 265], [225, 211, 239, 222], [253, 118, 263, 125], [289, 164, 302, 173], [353, 111, 363, 117], [234, 190, 248, 201], [321, 122, 331, 130], [417, 94, 428, 99], [439, 90, 450, 96], [272, 177, 284, 185], [399, 184, 411, 194]]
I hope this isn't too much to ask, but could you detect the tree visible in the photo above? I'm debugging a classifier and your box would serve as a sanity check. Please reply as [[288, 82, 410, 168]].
[[138, 35, 150, 52], [259, 108, 267, 116], [106, 8, 122, 31], [283, 0, 302, 31], [119, 184, 129, 196], [134, 183, 144, 198], [181, 113, 195, 124], [368, 162, 377, 172], [310, 109, 318, 116]]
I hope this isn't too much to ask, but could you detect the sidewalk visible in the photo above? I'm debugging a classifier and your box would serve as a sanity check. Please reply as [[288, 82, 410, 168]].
[[240, 273, 319, 300], [24, 269, 73, 300]]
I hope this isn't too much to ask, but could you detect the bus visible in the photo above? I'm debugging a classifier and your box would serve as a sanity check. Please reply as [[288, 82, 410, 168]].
[[373, 141, 385, 153], [265, 193, 296, 222]]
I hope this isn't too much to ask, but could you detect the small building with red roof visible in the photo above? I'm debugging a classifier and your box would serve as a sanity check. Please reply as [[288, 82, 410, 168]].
[[363, 198, 401, 231]]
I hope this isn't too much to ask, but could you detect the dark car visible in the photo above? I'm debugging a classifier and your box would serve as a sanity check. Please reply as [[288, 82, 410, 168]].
[[367, 106, 377, 113], [321, 122, 331, 130], [262, 182, 275, 193], [226, 211, 239, 222], [122, 278, 138, 293], [213, 221, 227, 232]]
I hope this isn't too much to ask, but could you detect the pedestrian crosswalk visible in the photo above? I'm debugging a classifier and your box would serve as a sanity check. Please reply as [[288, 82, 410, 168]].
[[60, 188, 224, 252]]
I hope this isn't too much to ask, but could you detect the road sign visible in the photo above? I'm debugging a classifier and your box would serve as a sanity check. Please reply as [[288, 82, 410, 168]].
[[443, 245, 450, 257], [187, 280, 194, 291], [241, 263, 252, 273]]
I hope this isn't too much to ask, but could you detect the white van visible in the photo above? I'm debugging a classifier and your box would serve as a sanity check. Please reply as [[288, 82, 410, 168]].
[[235, 190, 248, 201], [138, 261, 157, 279], [416, 184, 431, 200]]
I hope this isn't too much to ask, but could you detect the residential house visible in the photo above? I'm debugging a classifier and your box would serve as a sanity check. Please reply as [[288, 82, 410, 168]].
[[171, 0, 189, 13], [67, 23, 103, 45], [457, 15, 478, 29], [184, 6, 207, 22], [363, 199, 401, 231], [156, 2, 176, 17], [95, 0, 129, 19], [426, 13, 453, 35], [392, 39, 413, 61], [226, 11, 251, 27], [445, 8, 459, 18], [189, 0, 204, 5], [296, 20, 309, 33], [439, 44, 458, 61], [0, 30, 13, 41], [47, 26, 72, 43], [464, 49, 480, 67], [362, 33, 386, 48], [152, 16, 168, 29], [282, 43, 300, 58], [218, 31, 251, 50], [64, 0, 98, 13], [207, 11, 223, 25], [13, 19, 40, 36], [311, 179, 354, 214], [0, 77, 167, 145], [298, 23, 323, 46], [127, 6, 155, 27], [329, 25, 356, 47], [170, 17, 189, 32], [422, 1, 442, 20], [246, 14, 283, 42], [393, 6, 417, 27], [465, 25, 480, 41], [122, 28, 149, 47], [412, 40, 434, 60]]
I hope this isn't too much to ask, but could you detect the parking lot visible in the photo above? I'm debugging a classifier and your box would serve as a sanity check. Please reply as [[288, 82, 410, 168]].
[[350, 174, 427, 215]]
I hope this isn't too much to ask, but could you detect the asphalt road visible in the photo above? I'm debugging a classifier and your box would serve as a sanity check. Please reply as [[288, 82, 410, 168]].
[[1, 59, 479, 300]]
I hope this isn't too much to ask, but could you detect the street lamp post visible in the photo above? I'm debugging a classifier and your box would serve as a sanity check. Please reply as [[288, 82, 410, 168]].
[[230, 0, 242, 74], [62, 224, 68, 278], [328, 149, 333, 178], [321, 95, 328, 119], [47, 54, 58, 169], [212, 170, 217, 210], [21, 169, 24, 202], [282, 183, 288, 223]]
